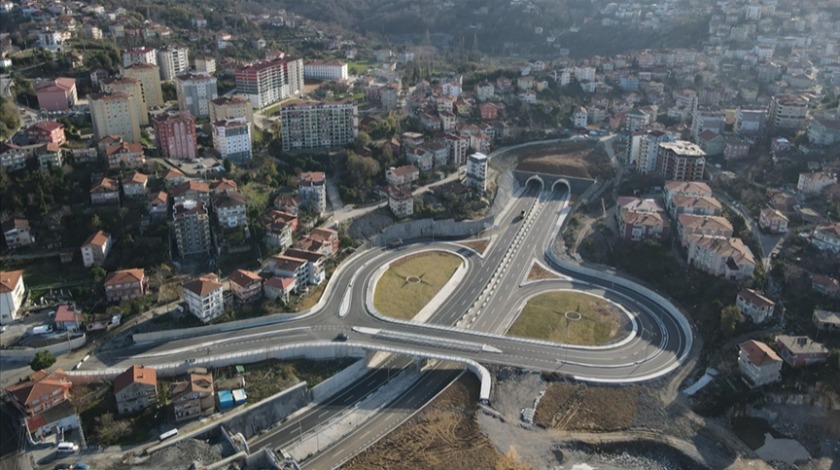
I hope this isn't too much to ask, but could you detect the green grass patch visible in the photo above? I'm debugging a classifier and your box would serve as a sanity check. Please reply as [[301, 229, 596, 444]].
[[374, 252, 462, 320], [348, 60, 374, 75], [240, 181, 272, 211], [508, 291, 628, 346], [4, 257, 90, 289]]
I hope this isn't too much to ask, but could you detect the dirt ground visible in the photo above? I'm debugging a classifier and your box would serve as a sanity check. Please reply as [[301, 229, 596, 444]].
[[456, 239, 490, 255], [527, 262, 560, 281], [515, 142, 613, 180], [341, 375, 532, 470], [533, 383, 639, 431]]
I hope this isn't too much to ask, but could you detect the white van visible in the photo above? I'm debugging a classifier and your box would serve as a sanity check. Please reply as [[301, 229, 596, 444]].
[[56, 442, 78, 453]]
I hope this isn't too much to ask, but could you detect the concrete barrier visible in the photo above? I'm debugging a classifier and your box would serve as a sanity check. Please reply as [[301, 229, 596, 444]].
[[372, 216, 494, 246], [0, 334, 87, 362], [310, 359, 369, 403]]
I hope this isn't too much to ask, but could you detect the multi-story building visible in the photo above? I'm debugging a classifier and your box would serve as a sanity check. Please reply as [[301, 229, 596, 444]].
[[572, 106, 588, 129], [2, 219, 33, 250], [303, 60, 349, 81], [5, 368, 72, 417], [769, 95, 808, 130], [103, 268, 147, 303], [235, 57, 304, 109], [807, 115, 840, 146], [388, 186, 414, 218], [195, 56, 216, 74], [280, 101, 358, 151], [735, 108, 766, 135], [35, 78, 77, 112], [171, 180, 210, 205], [101, 77, 148, 125], [106, 141, 145, 169], [90, 177, 120, 205], [122, 171, 148, 198], [122, 47, 157, 68], [775, 335, 829, 368], [298, 171, 327, 214], [175, 72, 218, 118], [687, 236, 756, 281], [657, 141, 706, 181], [279, 249, 325, 286], [148, 191, 169, 219], [797, 172, 837, 196], [677, 214, 733, 246], [738, 340, 782, 388], [0, 143, 30, 173], [386, 165, 420, 188], [212, 117, 251, 164], [157, 45, 189, 81], [627, 130, 673, 174], [690, 108, 725, 142], [0, 270, 25, 325], [209, 96, 253, 126], [170, 368, 215, 421], [266, 255, 308, 291], [211, 190, 247, 228], [619, 211, 669, 242], [122, 63, 164, 109], [80, 230, 112, 267], [736, 288, 776, 324], [182, 274, 224, 323], [669, 195, 722, 218], [810, 222, 840, 253], [89, 92, 142, 143], [114, 365, 157, 415], [153, 111, 197, 160], [466, 152, 488, 192], [173, 199, 212, 257], [759, 208, 789, 234], [228, 269, 262, 303], [26, 120, 66, 146]]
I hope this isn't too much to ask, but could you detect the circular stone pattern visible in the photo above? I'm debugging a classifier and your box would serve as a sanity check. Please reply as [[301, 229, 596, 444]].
[[374, 251, 463, 321], [508, 291, 631, 346]]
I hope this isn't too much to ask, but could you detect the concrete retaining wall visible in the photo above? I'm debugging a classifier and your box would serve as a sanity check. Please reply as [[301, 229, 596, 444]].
[[218, 383, 309, 440], [1, 335, 87, 362], [371, 216, 494, 246], [310, 358, 369, 403]]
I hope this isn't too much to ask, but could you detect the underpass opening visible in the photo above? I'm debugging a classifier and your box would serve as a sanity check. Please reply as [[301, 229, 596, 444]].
[[524, 175, 545, 191], [550, 179, 571, 195]]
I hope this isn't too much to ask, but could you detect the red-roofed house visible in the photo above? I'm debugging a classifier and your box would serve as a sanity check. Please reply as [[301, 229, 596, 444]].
[[264, 276, 296, 304], [106, 142, 145, 169], [677, 215, 733, 247], [228, 269, 262, 303], [736, 289, 775, 323], [54, 304, 82, 331], [5, 369, 72, 416], [737, 340, 782, 388], [103, 269, 147, 303], [687, 236, 756, 281], [26, 120, 66, 145], [114, 365, 158, 415], [811, 222, 840, 253], [306, 228, 339, 256], [122, 171, 148, 198], [619, 211, 669, 242], [1, 270, 26, 325], [182, 274, 224, 323], [171, 368, 215, 422], [90, 177, 120, 205], [81, 230, 112, 267], [758, 208, 789, 234], [147, 191, 169, 219], [2, 218, 34, 250], [35, 77, 77, 111], [267, 255, 308, 290], [811, 273, 840, 298], [385, 165, 420, 188]]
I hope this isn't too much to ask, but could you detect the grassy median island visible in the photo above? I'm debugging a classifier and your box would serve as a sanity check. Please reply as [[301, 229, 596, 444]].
[[508, 291, 628, 345], [374, 251, 463, 320]]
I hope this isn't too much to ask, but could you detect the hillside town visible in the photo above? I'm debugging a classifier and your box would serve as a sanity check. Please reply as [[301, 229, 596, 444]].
[[0, 0, 839, 469]]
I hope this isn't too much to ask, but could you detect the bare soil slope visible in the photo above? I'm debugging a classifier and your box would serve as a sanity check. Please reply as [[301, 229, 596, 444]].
[[516, 142, 613, 180]]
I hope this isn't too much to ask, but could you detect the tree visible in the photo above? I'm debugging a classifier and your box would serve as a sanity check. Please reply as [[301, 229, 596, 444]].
[[720, 305, 743, 337], [30, 350, 56, 371]]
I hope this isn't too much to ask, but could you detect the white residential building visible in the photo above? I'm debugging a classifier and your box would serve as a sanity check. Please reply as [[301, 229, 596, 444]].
[[466, 152, 488, 192], [796, 172, 837, 196], [298, 171, 327, 214], [182, 274, 224, 323], [738, 340, 782, 388], [157, 46, 190, 81], [736, 289, 776, 324], [80, 230, 112, 268], [573, 106, 588, 129], [123, 47, 157, 68], [212, 118, 252, 164], [280, 101, 358, 151], [303, 60, 348, 81], [175, 72, 218, 118], [0, 270, 25, 325]]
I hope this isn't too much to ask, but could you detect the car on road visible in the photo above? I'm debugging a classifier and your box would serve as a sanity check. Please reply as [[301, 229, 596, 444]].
[[334, 332, 348, 342], [56, 442, 78, 453]]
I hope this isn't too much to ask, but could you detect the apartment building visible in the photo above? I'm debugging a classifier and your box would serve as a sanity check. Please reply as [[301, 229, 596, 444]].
[[0, 270, 25, 325], [80, 230, 112, 267], [153, 111, 197, 160], [103, 268, 147, 303], [303, 60, 349, 81], [657, 141, 706, 181], [114, 365, 157, 415], [298, 171, 327, 214], [35, 77, 77, 111], [466, 152, 488, 192], [101, 77, 148, 125], [157, 45, 189, 81], [235, 57, 304, 109], [738, 340, 782, 388], [89, 92, 142, 143], [769, 95, 808, 130], [175, 72, 218, 118], [209, 96, 253, 126], [228, 269, 262, 303], [173, 199, 212, 257], [736, 288, 776, 324], [626, 130, 673, 174], [182, 274, 224, 323], [170, 368, 215, 422], [212, 117, 251, 164], [122, 47, 157, 68], [122, 63, 164, 108], [279, 101, 358, 151]]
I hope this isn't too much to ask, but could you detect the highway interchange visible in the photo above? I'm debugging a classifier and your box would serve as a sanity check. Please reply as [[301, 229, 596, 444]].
[[87, 177, 693, 467]]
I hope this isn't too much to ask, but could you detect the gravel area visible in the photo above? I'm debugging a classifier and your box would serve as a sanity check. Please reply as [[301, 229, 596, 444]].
[[346, 207, 396, 241], [127, 439, 223, 470]]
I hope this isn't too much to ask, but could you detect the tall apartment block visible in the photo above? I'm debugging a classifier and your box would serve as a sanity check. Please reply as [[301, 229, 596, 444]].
[[298, 171, 327, 214], [209, 95, 253, 125], [657, 141, 706, 182], [101, 77, 148, 125], [212, 117, 252, 164], [172, 199, 212, 257], [157, 46, 190, 81], [279, 101, 358, 151], [153, 111, 197, 160], [122, 63, 164, 108], [769, 95, 808, 131], [89, 92, 142, 143], [122, 47, 157, 68], [175, 72, 218, 118], [234, 57, 304, 109], [466, 152, 488, 192]]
